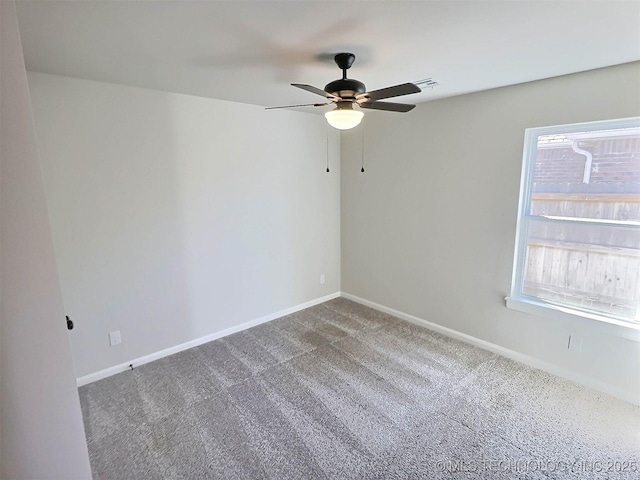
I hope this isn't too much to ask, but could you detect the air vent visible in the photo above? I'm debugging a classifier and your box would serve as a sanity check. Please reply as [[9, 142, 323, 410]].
[[414, 78, 439, 89]]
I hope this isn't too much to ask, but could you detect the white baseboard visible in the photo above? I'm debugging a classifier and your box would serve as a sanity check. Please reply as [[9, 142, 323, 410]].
[[76, 292, 341, 387], [341, 292, 640, 405]]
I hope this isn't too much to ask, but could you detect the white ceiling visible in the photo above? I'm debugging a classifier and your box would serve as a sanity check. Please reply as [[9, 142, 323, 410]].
[[15, 1, 640, 110]]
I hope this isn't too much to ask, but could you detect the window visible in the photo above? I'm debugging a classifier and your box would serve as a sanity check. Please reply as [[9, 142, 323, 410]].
[[508, 117, 640, 333]]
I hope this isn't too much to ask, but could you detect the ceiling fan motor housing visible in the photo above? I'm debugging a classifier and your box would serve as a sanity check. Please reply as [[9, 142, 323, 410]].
[[324, 78, 366, 99]]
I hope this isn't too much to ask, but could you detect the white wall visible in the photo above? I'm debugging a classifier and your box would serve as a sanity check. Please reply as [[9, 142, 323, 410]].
[[0, 2, 92, 478], [341, 62, 640, 402], [28, 72, 341, 379]]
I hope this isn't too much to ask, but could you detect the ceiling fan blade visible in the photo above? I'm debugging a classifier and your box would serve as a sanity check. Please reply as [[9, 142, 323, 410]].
[[265, 103, 330, 110], [359, 101, 416, 113], [292, 83, 339, 99], [358, 83, 421, 102]]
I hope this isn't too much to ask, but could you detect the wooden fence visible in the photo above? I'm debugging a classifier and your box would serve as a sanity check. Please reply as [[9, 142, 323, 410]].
[[530, 193, 640, 222], [523, 193, 640, 321]]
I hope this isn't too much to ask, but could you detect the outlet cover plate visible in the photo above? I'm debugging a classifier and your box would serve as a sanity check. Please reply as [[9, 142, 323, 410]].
[[109, 330, 122, 346], [568, 335, 583, 353]]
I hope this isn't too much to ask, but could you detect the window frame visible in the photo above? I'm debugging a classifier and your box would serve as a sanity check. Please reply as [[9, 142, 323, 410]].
[[507, 117, 640, 342]]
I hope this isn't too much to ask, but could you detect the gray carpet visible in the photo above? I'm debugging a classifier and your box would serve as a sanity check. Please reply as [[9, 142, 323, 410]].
[[79, 298, 640, 479]]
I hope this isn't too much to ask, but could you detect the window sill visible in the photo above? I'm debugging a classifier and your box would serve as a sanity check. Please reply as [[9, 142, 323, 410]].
[[505, 296, 640, 342]]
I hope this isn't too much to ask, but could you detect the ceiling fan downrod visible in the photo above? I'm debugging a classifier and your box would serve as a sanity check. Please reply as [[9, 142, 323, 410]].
[[334, 52, 355, 79]]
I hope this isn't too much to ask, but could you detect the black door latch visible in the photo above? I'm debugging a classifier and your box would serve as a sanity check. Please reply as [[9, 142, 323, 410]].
[[66, 315, 74, 330]]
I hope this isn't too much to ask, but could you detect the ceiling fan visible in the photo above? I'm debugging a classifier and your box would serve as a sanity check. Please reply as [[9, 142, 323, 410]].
[[267, 53, 421, 130]]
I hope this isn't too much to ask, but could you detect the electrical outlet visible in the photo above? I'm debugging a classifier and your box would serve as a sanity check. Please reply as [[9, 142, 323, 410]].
[[567, 335, 583, 353], [320, 274, 326, 285], [109, 330, 122, 346]]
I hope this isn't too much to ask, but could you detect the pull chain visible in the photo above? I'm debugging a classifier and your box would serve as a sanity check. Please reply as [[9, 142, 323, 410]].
[[326, 127, 330, 173], [360, 123, 365, 173]]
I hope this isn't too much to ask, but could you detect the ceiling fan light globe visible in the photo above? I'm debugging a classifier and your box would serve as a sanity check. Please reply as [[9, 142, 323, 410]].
[[325, 109, 364, 130]]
